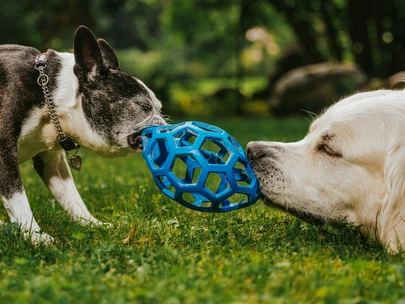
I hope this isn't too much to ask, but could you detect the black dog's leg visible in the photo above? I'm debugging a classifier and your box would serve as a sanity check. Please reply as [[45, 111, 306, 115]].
[[33, 151, 106, 226], [0, 142, 54, 244]]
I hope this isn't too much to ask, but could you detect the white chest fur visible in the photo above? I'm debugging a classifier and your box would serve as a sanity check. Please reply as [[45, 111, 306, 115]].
[[17, 52, 108, 163], [18, 107, 59, 163]]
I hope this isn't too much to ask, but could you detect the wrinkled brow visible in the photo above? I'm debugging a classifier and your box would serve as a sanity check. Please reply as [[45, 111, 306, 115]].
[[321, 133, 336, 142]]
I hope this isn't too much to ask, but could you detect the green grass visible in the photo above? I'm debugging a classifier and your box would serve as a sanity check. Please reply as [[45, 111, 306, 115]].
[[1, 116, 405, 303]]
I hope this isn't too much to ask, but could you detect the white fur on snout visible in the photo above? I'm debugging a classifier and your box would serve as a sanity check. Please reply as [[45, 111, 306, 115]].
[[115, 113, 166, 151], [259, 140, 363, 223]]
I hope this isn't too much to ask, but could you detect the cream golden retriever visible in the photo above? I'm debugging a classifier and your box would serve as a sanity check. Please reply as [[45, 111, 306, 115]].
[[247, 90, 405, 253]]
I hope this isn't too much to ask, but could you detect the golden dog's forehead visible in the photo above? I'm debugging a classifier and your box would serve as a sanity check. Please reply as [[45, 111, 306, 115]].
[[309, 113, 340, 136], [310, 90, 397, 136], [306, 89, 405, 163], [310, 113, 366, 147]]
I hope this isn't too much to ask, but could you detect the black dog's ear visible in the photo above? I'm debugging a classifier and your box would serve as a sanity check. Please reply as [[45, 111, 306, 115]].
[[98, 38, 120, 70], [73, 26, 104, 79]]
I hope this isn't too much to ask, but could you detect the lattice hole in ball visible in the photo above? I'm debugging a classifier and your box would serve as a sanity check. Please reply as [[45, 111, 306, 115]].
[[174, 129, 198, 148], [204, 172, 229, 196], [233, 159, 253, 187], [182, 192, 212, 208], [234, 160, 247, 170], [185, 134, 197, 145], [226, 193, 249, 205], [157, 127, 171, 133], [156, 176, 176, 199], [149, 138, 170, 169], [201, 138, 230, 165], [172, 156, 188, 181], [237, 180, 251, 187], [167, 185, 176, 195], [171, 155, 201, 184], [192, 167, 202, 184], [182, 192, 196, 204], [201, 202, 212, 207]]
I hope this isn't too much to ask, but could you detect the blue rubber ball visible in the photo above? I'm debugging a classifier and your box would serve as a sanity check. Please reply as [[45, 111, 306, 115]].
[[141, 121, 262, 212]]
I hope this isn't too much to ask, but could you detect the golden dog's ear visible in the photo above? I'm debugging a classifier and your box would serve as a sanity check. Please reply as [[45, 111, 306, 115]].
[[380, 143, 405, 253]]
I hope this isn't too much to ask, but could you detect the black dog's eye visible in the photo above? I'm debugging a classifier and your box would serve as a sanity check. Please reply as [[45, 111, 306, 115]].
[[141, 104, 153, 112]]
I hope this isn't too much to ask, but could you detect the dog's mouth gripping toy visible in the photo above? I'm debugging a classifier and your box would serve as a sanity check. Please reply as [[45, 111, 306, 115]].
[[141, 121, 262, 212]]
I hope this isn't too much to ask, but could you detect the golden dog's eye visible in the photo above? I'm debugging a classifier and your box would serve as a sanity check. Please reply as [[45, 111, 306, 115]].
[[317, 143, 342, 158]]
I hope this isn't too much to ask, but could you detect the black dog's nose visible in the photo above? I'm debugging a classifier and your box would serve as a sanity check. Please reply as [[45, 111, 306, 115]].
[[151, 115, 167, 126], [246, 142, 267, 160]]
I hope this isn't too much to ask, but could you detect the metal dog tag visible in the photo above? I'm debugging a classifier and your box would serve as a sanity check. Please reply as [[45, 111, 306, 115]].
[[68, 155, 82, 171]]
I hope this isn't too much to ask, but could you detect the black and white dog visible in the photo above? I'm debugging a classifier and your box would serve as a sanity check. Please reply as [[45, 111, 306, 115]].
[[0, 26, 166, 244]]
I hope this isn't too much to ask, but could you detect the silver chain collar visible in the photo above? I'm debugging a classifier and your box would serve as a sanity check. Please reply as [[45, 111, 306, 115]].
[[35, 54, 82, 171]]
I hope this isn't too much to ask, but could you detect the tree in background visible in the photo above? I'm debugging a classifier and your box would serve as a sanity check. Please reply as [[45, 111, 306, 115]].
[[0, 0, 163, 50], [0, 1, 96, 50], [2, 0, 405, 79], [2, 0, 405, 115], [265, 0, 405, 78]]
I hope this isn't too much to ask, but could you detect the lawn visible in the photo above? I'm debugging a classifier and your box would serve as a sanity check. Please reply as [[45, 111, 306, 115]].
[[0, 116, 404, 304]]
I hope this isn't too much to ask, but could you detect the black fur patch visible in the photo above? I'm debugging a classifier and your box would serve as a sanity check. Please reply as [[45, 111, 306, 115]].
[[98, 39, 120, 70], [32, 154, 45, 177], [0, 45, 61, 197], [72, 26, 156, 146], [79, 70, 154, 145]]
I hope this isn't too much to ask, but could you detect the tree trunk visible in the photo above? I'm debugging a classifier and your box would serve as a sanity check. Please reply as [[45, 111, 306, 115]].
[[320, 0, 343, 61], [347, 0, 375, 75], [267, 0, 324, 63]]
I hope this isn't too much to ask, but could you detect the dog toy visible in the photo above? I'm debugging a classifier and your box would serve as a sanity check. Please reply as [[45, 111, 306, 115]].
[[141, 121, 262, 212]]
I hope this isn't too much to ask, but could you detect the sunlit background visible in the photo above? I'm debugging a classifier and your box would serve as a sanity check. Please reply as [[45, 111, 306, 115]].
[[2, 0, 405, 117], [2, 3, 405, 302]]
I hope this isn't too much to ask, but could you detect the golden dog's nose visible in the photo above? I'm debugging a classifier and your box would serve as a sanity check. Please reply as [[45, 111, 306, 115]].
[[247, 141, 282, 161], [246, 142, 267, 160]]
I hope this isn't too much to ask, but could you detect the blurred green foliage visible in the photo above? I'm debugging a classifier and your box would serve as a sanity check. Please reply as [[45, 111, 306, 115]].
[[1, 0, 405, 116]]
